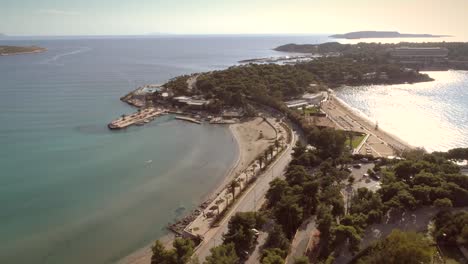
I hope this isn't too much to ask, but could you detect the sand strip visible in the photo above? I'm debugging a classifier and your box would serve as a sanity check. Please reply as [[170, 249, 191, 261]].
[[117, 117, 276, 264]]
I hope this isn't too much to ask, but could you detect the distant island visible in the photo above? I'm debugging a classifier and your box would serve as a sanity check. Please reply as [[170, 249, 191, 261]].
[[0, 33, 5, 38], [330, 31, 449, 39], [0, 45, 46, 56]]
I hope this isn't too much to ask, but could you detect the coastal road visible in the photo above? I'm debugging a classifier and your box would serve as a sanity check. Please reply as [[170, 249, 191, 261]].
[[193, 131, 297, 262]]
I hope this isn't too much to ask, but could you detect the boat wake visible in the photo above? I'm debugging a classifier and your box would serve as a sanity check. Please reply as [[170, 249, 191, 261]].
[[39, 47, 91, 65]]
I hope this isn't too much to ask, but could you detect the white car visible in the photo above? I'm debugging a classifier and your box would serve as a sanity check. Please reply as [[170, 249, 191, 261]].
[[251, 228, 260, 236]]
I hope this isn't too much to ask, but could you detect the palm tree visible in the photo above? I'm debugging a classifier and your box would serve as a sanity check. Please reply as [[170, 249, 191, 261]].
[[274, 139, 280, 151], [228, 179, 240, 200], [268, 145, 275, 160], [258, 156, 264, 169], [263, 151, 269, 163]]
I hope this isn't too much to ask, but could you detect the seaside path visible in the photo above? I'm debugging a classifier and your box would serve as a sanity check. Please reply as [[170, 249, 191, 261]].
[[193, 131, 298, 262]]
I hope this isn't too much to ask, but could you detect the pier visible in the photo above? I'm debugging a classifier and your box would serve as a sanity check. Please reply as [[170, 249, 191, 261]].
[[108, 108, 165, 129], [175, 116, 202, 124]]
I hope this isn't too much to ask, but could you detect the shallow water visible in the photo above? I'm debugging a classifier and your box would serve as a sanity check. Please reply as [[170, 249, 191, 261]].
[[0, 35, 331, 264]]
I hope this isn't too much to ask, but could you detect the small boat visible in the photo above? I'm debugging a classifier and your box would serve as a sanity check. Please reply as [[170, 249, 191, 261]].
[[145, 160, 153, 164]]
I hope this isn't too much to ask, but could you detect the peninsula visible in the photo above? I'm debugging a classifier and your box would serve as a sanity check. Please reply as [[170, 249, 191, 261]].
[[118, 43, 468, 264], [274, 41, 468, 70], [0, 45, 46, 56], [330, 30, 449, 39]]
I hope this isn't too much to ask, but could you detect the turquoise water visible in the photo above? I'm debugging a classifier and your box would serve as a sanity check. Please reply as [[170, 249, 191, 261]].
[[335, 70, 468, 152], [0, 35, 331, 264]]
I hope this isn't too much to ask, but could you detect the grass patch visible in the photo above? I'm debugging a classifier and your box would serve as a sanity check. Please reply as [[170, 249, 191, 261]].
[[345, 133, 366, 149], [296, 106, 321, 115]]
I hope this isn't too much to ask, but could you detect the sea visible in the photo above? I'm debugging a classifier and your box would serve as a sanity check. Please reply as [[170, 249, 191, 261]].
[[0, 35, 330, 264], [0, 34, 467, 264]]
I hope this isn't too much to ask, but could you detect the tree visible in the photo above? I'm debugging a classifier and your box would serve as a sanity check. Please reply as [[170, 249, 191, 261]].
[[348, 176, 355, 185], [266, 178, 289, 207], [223, 212, 265, 257], [356, 230, 435, 264], [204, 243, 239, 264], [316, 205, 334, 241], [302, 180, 319, 215], [333, 225, 361, 253], [264, 224, 291, 253], [151, 240, 172, 264], [274, 195, 304, 239], [433, 210, 468, 245], [228, 179, 240, 199], [261, 248, 285, 264], [274, 139, 281, 151], [173, 238, 195, 264], [268, 145, 275, 160], [433, 198, 452, 208], [151, 238, 195, 264], [293, 256, 310, 264], [259, 156, 265, 169]]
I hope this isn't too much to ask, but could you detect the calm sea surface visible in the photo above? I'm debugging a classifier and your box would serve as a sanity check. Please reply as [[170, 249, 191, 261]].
[[335, 71, 468, 152], [1, 35, 467, 263], [0, 35, 331, 264]]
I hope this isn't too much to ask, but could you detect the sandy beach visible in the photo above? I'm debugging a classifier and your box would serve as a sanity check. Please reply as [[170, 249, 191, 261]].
[[117, 117, 276, 264], [323, 93, 412, 157]]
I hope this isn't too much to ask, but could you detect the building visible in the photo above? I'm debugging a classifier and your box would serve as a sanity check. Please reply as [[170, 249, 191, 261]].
[[173, 96, 209, 109], [391, 47, 448, 58], [302, 93, 324, 105], [390, 47, 449, 69], [285, 99, 309, 109]]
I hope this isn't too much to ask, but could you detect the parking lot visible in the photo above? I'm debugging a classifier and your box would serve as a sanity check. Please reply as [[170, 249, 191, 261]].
[[349, 163, 381, 192]]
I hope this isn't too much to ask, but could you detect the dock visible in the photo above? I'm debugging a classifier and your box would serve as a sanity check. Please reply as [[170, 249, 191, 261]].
[[108, 108, 165, 129], [175, 116, 202, 124]]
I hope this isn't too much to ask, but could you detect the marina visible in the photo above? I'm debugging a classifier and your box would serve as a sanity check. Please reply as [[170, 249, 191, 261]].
[[108, 108, 166, 129], [174, 116, 202, 124]]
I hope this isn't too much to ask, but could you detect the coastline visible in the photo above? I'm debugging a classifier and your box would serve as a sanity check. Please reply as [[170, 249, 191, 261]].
[[117, 117, 275, 264], [0, 48, 46, 56], [323, 91, 412, 156]]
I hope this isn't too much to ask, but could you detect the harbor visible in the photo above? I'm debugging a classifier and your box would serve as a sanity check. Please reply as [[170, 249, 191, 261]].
[[108, 108, 166, 129]]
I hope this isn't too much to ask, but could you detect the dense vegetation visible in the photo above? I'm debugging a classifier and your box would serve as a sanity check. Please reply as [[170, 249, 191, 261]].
[[353, 229, 436, 264], [152, 40, 468, 263], [163, 56, 431, 117], [433, 210, 468, 246], [275, 42, 468, 61], [151, 238, 195, 264]]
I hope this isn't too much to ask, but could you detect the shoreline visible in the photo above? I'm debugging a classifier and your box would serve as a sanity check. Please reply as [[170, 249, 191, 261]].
[[0, 48, 46, 56], [331, 92, 412, 149], [323, 91, 412, 156], [117, 117, 273, 264]]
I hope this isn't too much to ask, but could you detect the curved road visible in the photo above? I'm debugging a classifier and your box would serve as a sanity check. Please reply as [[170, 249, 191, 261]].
[[193, 131, 297, 262]]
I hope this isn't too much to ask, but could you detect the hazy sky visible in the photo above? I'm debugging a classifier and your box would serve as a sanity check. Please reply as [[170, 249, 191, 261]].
[[1, 0, 466, 37]]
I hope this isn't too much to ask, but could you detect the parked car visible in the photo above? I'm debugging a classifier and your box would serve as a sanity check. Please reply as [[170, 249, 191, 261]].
[[251, 228, 260, 236], [371, 174, 381, 180], [345, 167, 352, 173], [353, 164, 362, 169]]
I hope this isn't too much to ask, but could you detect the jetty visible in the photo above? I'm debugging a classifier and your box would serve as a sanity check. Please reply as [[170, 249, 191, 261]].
[[108, 108, 165, 129], [175, 116, 202, 124]]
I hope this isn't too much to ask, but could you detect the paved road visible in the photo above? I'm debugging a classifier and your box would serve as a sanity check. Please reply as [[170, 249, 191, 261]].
[[245, 231, 268, 264], [286, 217, 317, 264], [193, 132, 297, 262]]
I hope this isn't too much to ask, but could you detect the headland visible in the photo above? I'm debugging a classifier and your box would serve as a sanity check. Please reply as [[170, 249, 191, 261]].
[[0, 45, 46, 56], [112, 40, 454, 263]]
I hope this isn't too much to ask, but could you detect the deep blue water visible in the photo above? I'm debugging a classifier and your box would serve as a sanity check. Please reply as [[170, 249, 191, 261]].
[[0, 35, 331, 264]]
